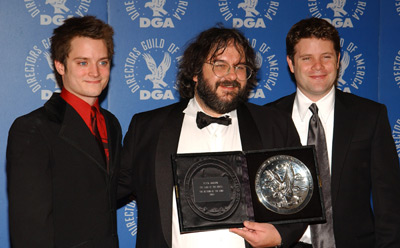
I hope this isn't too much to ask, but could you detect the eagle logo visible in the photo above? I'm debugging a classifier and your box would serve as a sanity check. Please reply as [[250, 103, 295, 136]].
[[338, 51, 350, 87], [238, 0, 260, 17], [326, 0, 348, 17], [255, 51, 263, 69], [45, 0, 70, 14], [145, 0, 168, 17], [43, 51, 59, 89], [142, 52, 171, 89]]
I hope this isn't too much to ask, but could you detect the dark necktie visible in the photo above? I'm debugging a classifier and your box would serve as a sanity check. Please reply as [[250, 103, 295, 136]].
[[91, 107, 108, 171], [196, 111, 232, 129], [307, 103, 336, 248]]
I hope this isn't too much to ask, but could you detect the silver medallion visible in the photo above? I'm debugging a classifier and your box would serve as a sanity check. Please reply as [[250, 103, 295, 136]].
[[255, 155, 313, 214]]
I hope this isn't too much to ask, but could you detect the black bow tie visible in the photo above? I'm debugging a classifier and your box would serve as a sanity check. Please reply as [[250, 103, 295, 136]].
[[196, 111, 232, 129]]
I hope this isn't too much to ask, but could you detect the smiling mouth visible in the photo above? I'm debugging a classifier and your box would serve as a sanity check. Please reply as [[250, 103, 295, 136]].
[[310, 75, 326, 80], [217, 81, 240, 89], [86, 80, 102, 84]]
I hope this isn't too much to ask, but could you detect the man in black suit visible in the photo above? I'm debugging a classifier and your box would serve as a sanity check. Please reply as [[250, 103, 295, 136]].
[[119, 27, 306, 248], [267, 17, 400, 247], [7, 16, 122, 247]]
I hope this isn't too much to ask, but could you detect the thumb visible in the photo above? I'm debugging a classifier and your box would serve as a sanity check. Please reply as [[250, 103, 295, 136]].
[[243, 220, 258, 230]]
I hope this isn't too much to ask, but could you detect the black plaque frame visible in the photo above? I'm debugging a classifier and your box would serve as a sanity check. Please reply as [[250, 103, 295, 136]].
[[171, 146, 325, 233]]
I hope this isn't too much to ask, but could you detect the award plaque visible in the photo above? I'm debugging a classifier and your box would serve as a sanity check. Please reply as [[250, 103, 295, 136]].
[[172, 152, 253, 233], [171, 146, 325, 233]]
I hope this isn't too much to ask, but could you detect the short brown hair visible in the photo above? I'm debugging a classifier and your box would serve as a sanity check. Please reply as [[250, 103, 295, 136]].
[[286, 18, 340, 63], [50, 16, 114, 88]]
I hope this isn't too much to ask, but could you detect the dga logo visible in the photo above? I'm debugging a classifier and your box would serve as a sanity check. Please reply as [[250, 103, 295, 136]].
[[394, 50, 400, 89], [218, 0, 280, 28], [25, 0, 92, 25], [393, 119, 400, 158], [124, 200, 138, 238], [247, 38, 280, 99], [124, 38, 180, 100], [24, 38, 60, 100], [307, 0, 367, 28], [124, 0, 189, 28], [336, 38, 366, 93]]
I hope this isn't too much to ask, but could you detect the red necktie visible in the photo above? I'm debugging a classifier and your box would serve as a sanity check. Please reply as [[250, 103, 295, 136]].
[[91, 107, 109, 173]]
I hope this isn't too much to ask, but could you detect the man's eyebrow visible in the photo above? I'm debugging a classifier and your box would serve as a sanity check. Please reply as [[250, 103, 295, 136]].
[[212, 59, 246, 65], [72, 57, 110, 60]]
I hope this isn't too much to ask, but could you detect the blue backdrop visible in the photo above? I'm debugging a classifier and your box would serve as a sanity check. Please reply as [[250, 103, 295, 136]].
[[0, 1, 399, 247]]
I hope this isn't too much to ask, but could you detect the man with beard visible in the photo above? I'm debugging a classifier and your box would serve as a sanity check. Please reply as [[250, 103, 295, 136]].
[[118, 26, 306, 248]]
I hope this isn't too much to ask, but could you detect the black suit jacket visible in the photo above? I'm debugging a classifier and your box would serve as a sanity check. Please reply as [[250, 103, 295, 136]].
[[7, 93, 122, 248], [119, 100, 307, 248], [267, 89, 400, 247]]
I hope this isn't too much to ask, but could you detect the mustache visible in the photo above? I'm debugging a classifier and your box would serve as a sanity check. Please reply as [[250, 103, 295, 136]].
[[215, 80, 241, 88]]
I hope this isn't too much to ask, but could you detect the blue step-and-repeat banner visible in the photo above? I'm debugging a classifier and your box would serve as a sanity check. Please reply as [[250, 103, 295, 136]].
[[0, 1, 399, 247]]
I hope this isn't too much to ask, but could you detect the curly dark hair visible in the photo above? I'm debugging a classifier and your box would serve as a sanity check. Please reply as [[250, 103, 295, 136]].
[[50, 16, 114, 88], [177, 26, 258, 99], [286, 17, 340, 63]]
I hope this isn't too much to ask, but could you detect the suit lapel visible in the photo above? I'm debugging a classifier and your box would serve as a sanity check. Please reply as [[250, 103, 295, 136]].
[[44, 93, 107, 173], [272, 93, 296, 114], [59, 104, 108, 173], [155, 101, 186, 247], [331, 90, 356, 206], [102, 110, 119, 177]]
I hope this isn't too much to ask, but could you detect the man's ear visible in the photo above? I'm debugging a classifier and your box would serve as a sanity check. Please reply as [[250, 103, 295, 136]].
[[193, 75, 198, 83], [287, 56, 295, 73], [54, 60, 65, 75]]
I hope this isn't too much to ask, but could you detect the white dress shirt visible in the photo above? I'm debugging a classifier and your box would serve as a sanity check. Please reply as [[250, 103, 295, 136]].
[[292, 87, 335, 243], [171, 97, 245, 248]]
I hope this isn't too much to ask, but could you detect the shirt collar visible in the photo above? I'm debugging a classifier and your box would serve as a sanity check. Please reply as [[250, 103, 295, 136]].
[[294, 86, 335, 123], [183, 97, 237, 119], [60, 89, 100, 126]]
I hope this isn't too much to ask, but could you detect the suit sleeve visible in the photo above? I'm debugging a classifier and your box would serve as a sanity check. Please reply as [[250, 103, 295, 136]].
[[370, 105, 400, 246], [6, 117, 54, 247], [117, 115, 138, 201]]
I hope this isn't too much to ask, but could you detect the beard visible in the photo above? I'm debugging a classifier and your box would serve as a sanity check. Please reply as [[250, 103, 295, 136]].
[[195, 73, 248, 114]]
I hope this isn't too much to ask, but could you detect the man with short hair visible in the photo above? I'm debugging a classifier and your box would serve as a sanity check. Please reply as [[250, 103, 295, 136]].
[[7, 16, 122, 247], [267, 17, 400, 247], [119, 26, 306, 248]]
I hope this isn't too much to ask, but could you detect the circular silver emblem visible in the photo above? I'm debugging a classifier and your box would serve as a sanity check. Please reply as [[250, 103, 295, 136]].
[[184, 158, 241, 221], [255, 155, 313, 214]]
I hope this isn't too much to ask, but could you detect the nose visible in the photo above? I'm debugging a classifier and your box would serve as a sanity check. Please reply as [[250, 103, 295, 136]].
[[88, 64, 100, 77], [224, 67, 238, 81], [312, 59, 324, 71]]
